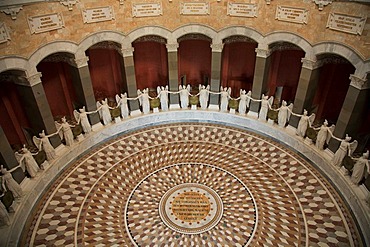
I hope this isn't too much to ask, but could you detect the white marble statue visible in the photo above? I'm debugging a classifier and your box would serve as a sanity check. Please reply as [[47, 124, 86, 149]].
[[199, 84, 210, 110], [138, 88, 151, 114], [351, 151, 370, 185], [296, 109, 315, 137], [258, 94, 274, 121], [332, 134, 358, 168], [315, 120, 335, 150], [0, 192, 10, 226], [179, 85, 191, 109], [73, 106, 93, 133], [277, 100, 293, 127], [33, 130, 56, 161], [55, 117, 75, 147], [220, 86, 231, 112], [1, 165, 23, 199], [15, 145, 40, 178], [157, 86, 169, 111], [238, 90, 251, 115], [96, 98, 113, 125], [115, 93, 129, 119]]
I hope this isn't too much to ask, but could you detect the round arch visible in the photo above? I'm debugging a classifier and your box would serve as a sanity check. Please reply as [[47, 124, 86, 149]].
[[27, 41, 78, 74], [263, 32, 313, 60], [125, 26, 172, 45], [76, 30, 125, 58], [172, 24, 217, 42], [216, 26, 263, 44], [313, 42, 365, 76], [0, 56, 29, 75]]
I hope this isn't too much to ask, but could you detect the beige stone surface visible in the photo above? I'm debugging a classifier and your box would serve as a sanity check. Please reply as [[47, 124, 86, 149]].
[[0, 0, 369, 59]]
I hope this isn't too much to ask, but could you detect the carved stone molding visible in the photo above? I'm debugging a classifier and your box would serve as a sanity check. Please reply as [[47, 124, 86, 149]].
[[166, 43, 179, 52], [60, 0, 77, 11], [0, 22, 11, 43], [211, 43, 224, 52], [134, 35, 167, 44], [255, 48, 271, 58], [89, 41, 122, 53], [0, 74, 27, 85], [269, 42, 302, 53], [317, 54, 350, 66], [301, 58, 323, 70], [1, 5, 23, 20], [178, 33, 212, 43], [26, 72, 42, 86], [43, 53, 76, 66], [349, 74, 369, 90], [312, 0, 332, 11], [74, 56, 89, 68], [121, 47, 135, 57], [223, 35, 256, 44]]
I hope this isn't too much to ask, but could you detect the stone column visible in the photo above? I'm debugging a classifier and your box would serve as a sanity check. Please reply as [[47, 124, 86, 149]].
[[328, 75, 370, 152], [121, 46, 141, 116], [15, 73, 61, 148], [249, 47, 272, 117], [0, 126, 24, 183], [166, 42, 180, 109], [70, 56, 101, 129], [289, 58, 321, 128], [208, 43, 223, 110]]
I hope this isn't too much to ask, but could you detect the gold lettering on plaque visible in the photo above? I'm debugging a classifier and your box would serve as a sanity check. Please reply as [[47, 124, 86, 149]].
[[172, 191, 210, 222]]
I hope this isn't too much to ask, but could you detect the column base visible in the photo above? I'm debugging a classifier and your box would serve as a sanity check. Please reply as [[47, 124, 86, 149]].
[[114, 117, 122, 123], [169, 104, 181, 110], [92, 122, 104, 132], [229, 109, 236, 114], [267, 119, 274, 125], [153, 108, 159, 113], [247, 111, 258, 118], [191, 105, 197, 110], [208, 104, 219, 110], [130, 109, 142, 117], [285, 125, 297, 135]]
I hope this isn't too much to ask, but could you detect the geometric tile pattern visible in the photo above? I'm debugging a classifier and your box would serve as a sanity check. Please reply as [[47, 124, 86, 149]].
[[22, 123, 363, 246]]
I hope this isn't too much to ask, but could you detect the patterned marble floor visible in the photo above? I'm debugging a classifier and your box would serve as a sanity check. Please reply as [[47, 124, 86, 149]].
[[21, 123, 362, 246]]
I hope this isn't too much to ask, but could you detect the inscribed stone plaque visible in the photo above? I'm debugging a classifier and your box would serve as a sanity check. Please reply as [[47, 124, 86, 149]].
[[0, 22, 10, 43], [227, 3, 257, 17], [132, 3, 162, 17], [181, 2, 210, 15], [28, 13, 64, 34], [327, 13, 366, 35], [276, 6, 308, 24], [82, 6, 114, 24]]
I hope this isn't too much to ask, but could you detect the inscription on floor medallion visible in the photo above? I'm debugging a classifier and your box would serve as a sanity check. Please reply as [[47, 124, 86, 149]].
[[159, 183, 223, 234]]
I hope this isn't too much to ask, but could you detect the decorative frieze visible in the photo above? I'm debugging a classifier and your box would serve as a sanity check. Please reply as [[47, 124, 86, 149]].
[[312, 0, 332, 11], [223, 35, 256, 44], [301, 58, 323, 70], [60, 0, 77, 11], [349, 74, 369, 90], [28, 13, 64, 34], [0, 6, 23, 20], [0, 22, 10, 43], [132, 3, 162, 17], [276, 6, 308, 24], [227, 3, 257, 18], [327, 13, 366, 35], [180, 2, 210, 15], [82, 6, 114, 24]]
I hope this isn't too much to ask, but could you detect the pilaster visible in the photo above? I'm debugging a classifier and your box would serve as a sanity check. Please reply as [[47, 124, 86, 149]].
[[249, 47, 272, 114], [209, 43, 223, 108], [289, 57, 322, 127], [166, 42, 180, 108], [121, 46, 140, 112]]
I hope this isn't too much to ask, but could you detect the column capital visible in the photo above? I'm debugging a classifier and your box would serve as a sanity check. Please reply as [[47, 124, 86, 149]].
[[211, 43, 223, 52], [255, 48, 271, 58], [26, 72, 42, 86], [121, 47, 135, 57], [349, 74, 370, 90], [74, 56, 89, 68], [166, 43, 179, 52], [301, 58, 322, 70]]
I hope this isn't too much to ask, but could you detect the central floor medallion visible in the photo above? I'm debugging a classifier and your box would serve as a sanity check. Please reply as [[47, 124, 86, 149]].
[[125, 163, 257, 246], [159, 183, 223, 234]]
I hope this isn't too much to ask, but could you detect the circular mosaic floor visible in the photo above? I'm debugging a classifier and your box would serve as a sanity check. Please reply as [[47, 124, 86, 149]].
[[23, 123, 362, 246]]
